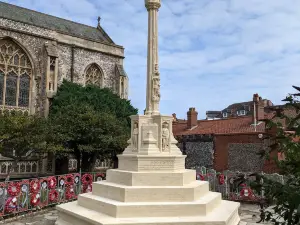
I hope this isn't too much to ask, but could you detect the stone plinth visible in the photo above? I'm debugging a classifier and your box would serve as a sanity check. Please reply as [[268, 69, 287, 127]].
[[56, 116, 240, 225], [56, 167, 240, 225]]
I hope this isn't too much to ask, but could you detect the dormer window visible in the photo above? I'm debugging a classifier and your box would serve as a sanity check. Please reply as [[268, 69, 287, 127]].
[[237, 110, 246, 116], [222, 112, 228, 118]]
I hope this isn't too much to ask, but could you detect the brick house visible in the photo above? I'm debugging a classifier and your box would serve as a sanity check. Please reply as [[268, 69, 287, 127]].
[[173, 94, 296, 173], [206, 95, 273, 120]]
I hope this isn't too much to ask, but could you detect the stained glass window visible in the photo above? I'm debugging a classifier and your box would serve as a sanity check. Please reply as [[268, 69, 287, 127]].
[[0, 38, 32, 108], [19, 73, 30, 107], [5, 71, 17, 106], [85, 64, 103, 87], [0, 71, 3, 105], [14, 55, 19, 66], [20, 55, 26, 67]]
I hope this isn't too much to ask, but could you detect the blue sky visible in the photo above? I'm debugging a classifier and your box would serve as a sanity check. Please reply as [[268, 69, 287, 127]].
[[3, 0, 299, 119]]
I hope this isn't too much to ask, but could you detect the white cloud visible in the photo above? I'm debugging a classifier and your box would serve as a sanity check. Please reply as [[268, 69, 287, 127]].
[[3, 0, 299, 119]]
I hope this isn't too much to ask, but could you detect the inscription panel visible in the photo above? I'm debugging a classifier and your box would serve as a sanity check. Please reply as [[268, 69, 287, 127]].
[[137, 159, 184, 171]]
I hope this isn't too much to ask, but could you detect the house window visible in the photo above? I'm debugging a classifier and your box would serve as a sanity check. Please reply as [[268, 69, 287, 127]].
[[222, 112, 228, 118], [0, 38, 32, 108], [238, 110, 246, 116]]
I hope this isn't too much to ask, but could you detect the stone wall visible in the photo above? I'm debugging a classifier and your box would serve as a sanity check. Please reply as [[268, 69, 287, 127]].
[[228, 143, 264, 172], [72, 47, 121, 89], [214, 133, 265, 172], [176, 135, 214, 169], [185, 142, 214, 169]]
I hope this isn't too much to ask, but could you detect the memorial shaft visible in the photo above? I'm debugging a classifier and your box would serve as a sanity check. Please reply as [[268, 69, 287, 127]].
[[145, 0, 161, 116]]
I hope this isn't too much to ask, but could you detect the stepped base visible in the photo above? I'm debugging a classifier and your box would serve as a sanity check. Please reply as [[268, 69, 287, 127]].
[[56, 200, 240, 225]]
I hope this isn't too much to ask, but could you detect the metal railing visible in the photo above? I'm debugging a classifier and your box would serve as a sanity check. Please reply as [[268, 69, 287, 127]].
[[194, 166, 284, 202], [0, 172, 106, 217], [0, 167, 284, 218]]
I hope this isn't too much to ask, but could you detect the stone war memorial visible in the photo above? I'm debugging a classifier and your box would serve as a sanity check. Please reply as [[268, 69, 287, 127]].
[[55, 1, 240, 225]]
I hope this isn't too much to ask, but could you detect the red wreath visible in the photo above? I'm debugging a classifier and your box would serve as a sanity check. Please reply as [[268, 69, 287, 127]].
[[8, 182, 21, 196], [30, 179, 40, 193], [5, 197, 18, 213], [240, 187, 254, 198], [196, 173, 205, 181], [65, 174, 75, 186], [65, 186, 75, 200], [49, 189, 59, 202], [48, 176, 57, 189], [95, 173, 105, 181], [81, 174, 93, 185], [82, 184, 92, 193], [30, 193, 40, 207], [218, 174, 225, 185]]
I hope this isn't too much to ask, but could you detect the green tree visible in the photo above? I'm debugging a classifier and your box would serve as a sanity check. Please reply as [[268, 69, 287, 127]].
[[0, 112, 49, 177], [252, 86, 300, 225], [49, 80, 137, 173]]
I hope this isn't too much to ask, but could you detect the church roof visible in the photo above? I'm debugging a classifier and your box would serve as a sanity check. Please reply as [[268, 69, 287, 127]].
[[0, 2, 114, 44]]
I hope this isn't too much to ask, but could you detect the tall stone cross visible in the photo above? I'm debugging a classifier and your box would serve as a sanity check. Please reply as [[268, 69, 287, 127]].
[[145, 0, 161, 116]]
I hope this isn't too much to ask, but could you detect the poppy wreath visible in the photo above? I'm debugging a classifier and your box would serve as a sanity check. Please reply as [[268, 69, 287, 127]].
[[81, 174, 93, 186], [49, 189, 59, 203], [218, 174, 225, 185], [30, 179, 40, 193], [30, 193, 40, 207], [5, 197, 18, 213], [240, 187, 254, 199], [65, 174, 75, 186], [48, 176, 57, 189], [8, 182, 21, 196], [196, 173, 205, 181], [95, 173, 105, 181], [82, 184, 92, 193], [65, 185, 75, 200]]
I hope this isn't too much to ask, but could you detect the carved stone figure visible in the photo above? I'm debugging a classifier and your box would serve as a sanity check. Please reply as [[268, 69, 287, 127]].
[[152, 76, 160, 102], [162, 123, 169, 151], [154, 63, 159, 74], [132, 122, 139, 150]]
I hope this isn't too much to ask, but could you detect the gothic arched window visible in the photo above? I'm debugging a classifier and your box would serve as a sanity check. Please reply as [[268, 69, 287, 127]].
[[0, 38, 32, 109], [85, 64, 103, 87]]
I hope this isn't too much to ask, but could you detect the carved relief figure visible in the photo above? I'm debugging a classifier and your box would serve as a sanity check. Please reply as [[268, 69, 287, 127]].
[[162, 122, 170, 151], [152, 63, 160, 102], [152, 76, 160, 102], [132, 122, 139, 150]]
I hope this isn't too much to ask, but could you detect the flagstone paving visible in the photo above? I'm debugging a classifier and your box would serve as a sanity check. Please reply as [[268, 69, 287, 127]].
[[2, 203, 273, 225]]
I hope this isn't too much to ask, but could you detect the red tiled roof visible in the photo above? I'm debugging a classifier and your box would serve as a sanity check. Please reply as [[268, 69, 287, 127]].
[[173, 105, 298, 136], [173, 116, 265, 136]]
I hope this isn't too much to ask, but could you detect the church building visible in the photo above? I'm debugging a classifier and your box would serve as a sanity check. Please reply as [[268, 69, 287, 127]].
[[0, 1, 129, 117]]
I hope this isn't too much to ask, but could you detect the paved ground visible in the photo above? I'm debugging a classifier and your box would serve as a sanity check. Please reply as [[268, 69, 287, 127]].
[[2, 203, 272, 225]]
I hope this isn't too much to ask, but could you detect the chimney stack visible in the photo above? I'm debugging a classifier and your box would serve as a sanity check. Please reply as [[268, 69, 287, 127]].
[[187, 107, 198, 129], [253, 93, 265, 124]]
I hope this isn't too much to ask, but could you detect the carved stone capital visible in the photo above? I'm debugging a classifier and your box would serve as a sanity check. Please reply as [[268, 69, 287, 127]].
[[145, 1, 161, 10]]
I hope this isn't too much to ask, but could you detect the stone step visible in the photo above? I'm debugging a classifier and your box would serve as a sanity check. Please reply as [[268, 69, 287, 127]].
[[77, 191, 222, 218], [56, 199, 240, 225], [106, 169, 196, 186], [92, 180, 209, 202]]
